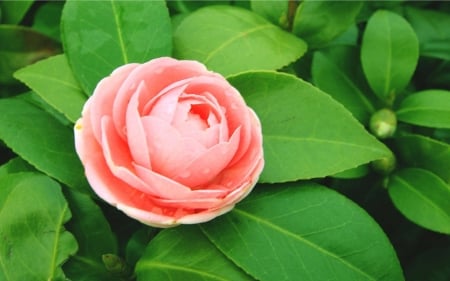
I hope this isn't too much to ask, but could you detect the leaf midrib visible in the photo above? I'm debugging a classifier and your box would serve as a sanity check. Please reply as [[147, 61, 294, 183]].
[[233, 208, 377, 281], [110, 0, 129, 64], [204, 24, 273, 64], [139, 261, 231, 281]]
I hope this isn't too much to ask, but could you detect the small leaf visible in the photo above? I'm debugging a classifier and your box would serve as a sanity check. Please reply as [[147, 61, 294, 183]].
[[292, 1, 363, 48], [61, 0, 172, 94], [250, 0, 289, 28], [396, 89, 450, 129], [0, 97, 89, 192], [0, 172, 78, 280], [0, 157, 35, 178], [388, 168, 450, 234], [228, 71, 390, 182], [174, 5, 306, 76], [405, 7, 450, 60], [32, 2, 64, 42], [361, 10, 419, 104], [312, 45, 376, 124], [395, 134, 450, 183], [201, 182, 404, 281], [0, 1, 33, 24], [14, 54, 87, 123], [63, 189, 121, 281], [135, 226, 254, 281], [0, 25, 60, 84]]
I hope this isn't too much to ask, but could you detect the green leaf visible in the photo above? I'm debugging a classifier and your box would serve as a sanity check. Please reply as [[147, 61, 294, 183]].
[[361, 10, 419, 104], [292, 1, 363, 49], [173, 5, 306, 76], [126, 227, 158, 269], [405, 7, 450, 60], [312, 45, 376, 124], [396, 89, 450, 129], [395, 134, 450, 183], [135, 226, 254, 281], [14, 54, 87, 123], [228, 71, 390, 183], [0, 157, 35, 178], [0, 97, 89, 192], [0, 172, 78, 280], [388, 168, 450, 234], [0, 25, 61, 84], [32, 2, 64, 42], [201, 182, 404, 281], [61, 0, 172, 94], [63, 189, 121, 281], [0, 1, 33, 24], [250, 0, 289, 29], [406, 246, 450, 281]]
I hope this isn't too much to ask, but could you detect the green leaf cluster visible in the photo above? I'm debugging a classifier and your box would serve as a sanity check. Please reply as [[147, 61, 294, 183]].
[[0, 1, 449, 280]]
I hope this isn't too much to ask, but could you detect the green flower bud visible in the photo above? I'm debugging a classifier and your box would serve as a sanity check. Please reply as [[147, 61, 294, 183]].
[[102, 253, 130, 275], [370, 108, 397, 139], [371, 153, 396, 176]]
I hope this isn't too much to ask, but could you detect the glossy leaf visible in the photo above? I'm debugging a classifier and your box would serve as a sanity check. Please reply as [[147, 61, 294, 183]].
[[405, 7, 450, 60], [361, 10, 419, 104], [14, 54, 87, 123], [32, 2, 64, 42], [0, 1, 33, 24], [0, 173, 78, 280], [0, 97, 89, 191], [201, 182, 404, 281], [0, 157, 35, 178], [250, 0, 289, 28], [395, 134, 450, 183], [388, 168, 450, 234], [396, 89, 450, 129], [63, 189, 120, 281], [292, 1, 363, 48], [135, 226, 254, 281], [0, 25, 60, 84], [312, 45, 376, 124], [61, 0, 172, 94], [174, 5, 306, 76], [228, 71, 390, 182]]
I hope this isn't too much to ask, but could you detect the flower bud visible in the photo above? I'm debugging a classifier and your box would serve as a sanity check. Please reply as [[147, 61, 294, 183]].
[[370, 108, 397, 139], [102, 254, 130, 276], [371, 152, 396, 175]]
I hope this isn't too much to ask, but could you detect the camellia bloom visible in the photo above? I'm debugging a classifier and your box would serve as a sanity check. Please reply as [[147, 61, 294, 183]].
[[74, 57, 264, 227]]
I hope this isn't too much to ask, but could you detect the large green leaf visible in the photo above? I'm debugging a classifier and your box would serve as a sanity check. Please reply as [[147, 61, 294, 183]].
[[405, 7, 450, 61], [135, 226, 254, 281], [228, 71, 390, 183], [14, 54, 87, 123], [32, 2, 64, 42], [0, 157, 35, 178], [201, 182, 404, 281], [388, 168, 450, 234], [395, 134, 450, 183], [14, 55, 87, 123], [312, 45, 376, 124], [0, 172, 78, 280], [292, 1, 363, 48], [63, 190, 120, 281], [61, 0, 172, 94], [0, 25, 60, 84], [0, 97, 89, 192], [250, 0, 289, 28], [0, 1, 33, 24], [173, 5, 306, 76], [361, 10, 419, 104], [396, 89, 450, 129]]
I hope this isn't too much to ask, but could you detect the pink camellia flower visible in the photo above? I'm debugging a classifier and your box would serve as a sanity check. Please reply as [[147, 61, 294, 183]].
[[74, 57, 264, 227]]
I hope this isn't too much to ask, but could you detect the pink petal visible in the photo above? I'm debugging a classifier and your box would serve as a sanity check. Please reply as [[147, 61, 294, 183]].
[[132, 163, 228, 199], [112, 58, 211, 140], [88, 63, 139, 143], [140, 116, 207, 178], [126, 82, 151, 168], [173, 128, 241, 188], [176, 204, 235, 225]]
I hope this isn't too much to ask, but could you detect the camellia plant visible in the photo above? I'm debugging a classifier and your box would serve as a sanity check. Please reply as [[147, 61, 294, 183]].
[[0, 1, 449, 281]]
